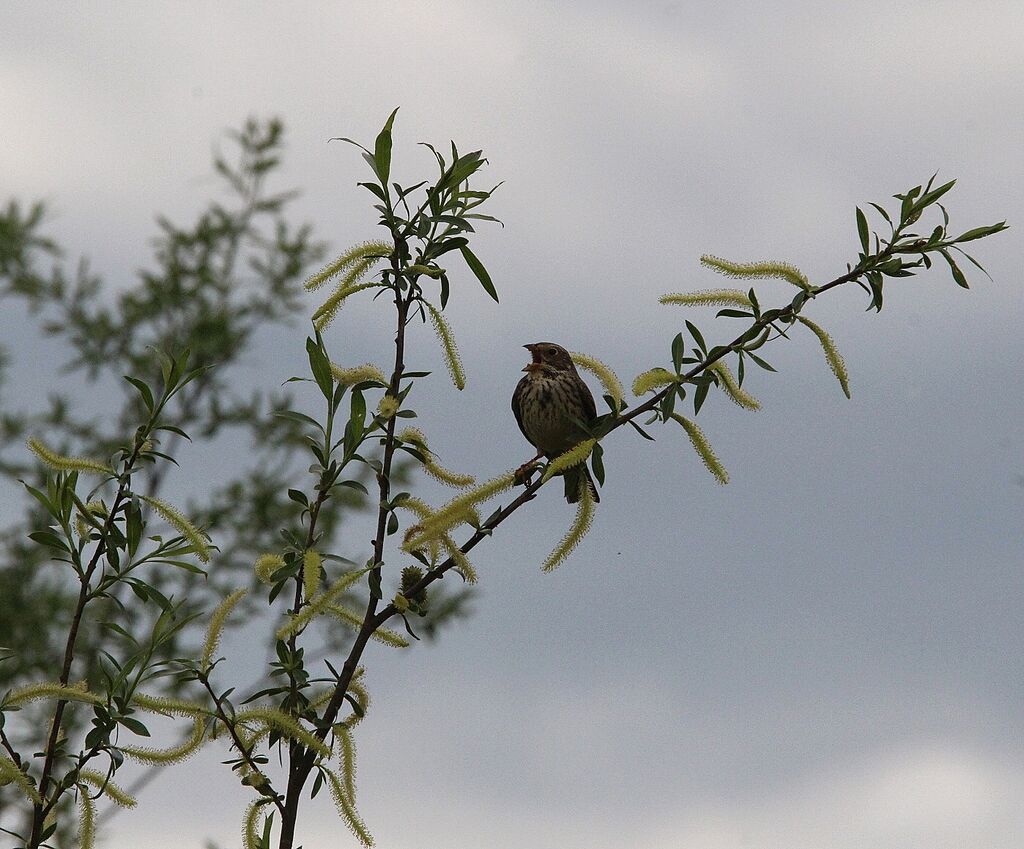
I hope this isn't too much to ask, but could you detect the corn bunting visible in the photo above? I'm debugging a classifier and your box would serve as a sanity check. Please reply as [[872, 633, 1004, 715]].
[[511, 342, 600, 503]]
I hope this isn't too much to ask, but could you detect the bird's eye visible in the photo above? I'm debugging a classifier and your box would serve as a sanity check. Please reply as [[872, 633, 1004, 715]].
[[547, 347, 558, 357]]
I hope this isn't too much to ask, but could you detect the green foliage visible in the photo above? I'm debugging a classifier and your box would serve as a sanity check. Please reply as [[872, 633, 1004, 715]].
[[0, 107, 1007, 849], [0, 115, 476, 848], [0, 351, 210, 847], [625, 176, 1007, 480], [0, 120, 326, 708]]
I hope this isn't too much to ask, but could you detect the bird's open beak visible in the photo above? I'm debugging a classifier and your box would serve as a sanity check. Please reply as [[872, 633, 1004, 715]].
[[522, 344, 542, 372]]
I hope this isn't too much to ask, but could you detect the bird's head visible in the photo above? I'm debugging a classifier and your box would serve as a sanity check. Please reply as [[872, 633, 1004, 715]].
[[523, 342, 575, 374]]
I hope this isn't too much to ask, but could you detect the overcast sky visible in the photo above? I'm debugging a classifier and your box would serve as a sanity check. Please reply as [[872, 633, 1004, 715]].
[[3, 2, 1024, 848]]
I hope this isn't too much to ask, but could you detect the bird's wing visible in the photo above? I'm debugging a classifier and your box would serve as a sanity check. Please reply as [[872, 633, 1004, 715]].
[[511, 375, 531, 440], [578, 375, 598, 421]]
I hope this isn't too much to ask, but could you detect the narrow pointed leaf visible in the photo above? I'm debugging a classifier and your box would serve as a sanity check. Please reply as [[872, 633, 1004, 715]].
[[460, 246, 498, 302]]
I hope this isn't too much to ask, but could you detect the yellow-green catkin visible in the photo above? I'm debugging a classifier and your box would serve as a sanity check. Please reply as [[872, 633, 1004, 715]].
[[670, 413, 729, 484], [708, 361, 761, 410], [541, 439, 596, 483], [139, 495, 211, 563], [326, 767, 374, 847], [79, 770, 137, 808], [426, 303, 466, 390], [570, 352, 624, 410], [399, 428, 474, 488], [26, 437, 111, 476], [338, 725, 357, 801], [632, 368, 678, 397], [74, 500, 107, 538], [313, 280, 380, 331], [7, 681, 102, 708], [201, 588, 247, 671], [438, 535, 478, 584], [424, 452, 475, 487], [700, 255, 811, 290], [78, 784, 97, 849], [325, 605, 410, 648], [377, 395, 400, 420], [797, 316, 851, 398], [242, 798, 273, 849], [276, 569, 369, 641], [330, 363, 388, 386], [234, 707, 332, 760], [396, 496, 442, 561], [303, 549, 322, 599], [132, 692, 205, 717], [346, 675, 370, 727], [542, 479, 596, 572], [397, 496, 476, 578], [659, 289, 754, 308], [406, 263, 445, 278], [254, 553, 286, 584], [402, 472, 515, 551], [394, 493, 433, 523], [0, 756, 41, 804], [304, 241, 391, 291], [122, 717, 205, 765]]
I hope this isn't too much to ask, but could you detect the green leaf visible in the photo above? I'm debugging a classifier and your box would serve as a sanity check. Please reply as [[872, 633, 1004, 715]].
[[120, 716, 151, 737], [126, 501, 142, 557], [629, 418, 656, 441], [374, 107, 399, 187], [460, 246, 498, 302], [684, 321, 706, 355], [29, 530, 69, 552], [425, 237, 469, 262], [153, 557, 207, 574], [445, 151, 486, 189], [671, 333, 684, 373], [338, 480, 369, 495], [154, 423, 191, 441], [856, 207, 869, 254], [358, 180, 386, 201], [101, 620, 138, 644], [275, 410, 325, 433], [954, 248, 993, 280], [343, 692, 365, 718], [124, 376, 154, 412], [747, 352, 776, 372], [693, 379, 710, 415], [305, 337, 334, 401], [899, 186, 920, 223], [22, 482, 57, 517], [939, 249, 969, 289], [952, 222, 1008, 244], [362, 151, 380, 179], [868, 202, 892, 227], [590, 442, 605, 487], [329, 136, 372, 156], [914, 178, 956, 213], [350, 389, 367, 433]]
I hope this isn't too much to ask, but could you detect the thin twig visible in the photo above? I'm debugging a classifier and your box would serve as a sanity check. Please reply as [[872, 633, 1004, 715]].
[[198, 675, 285, 818]]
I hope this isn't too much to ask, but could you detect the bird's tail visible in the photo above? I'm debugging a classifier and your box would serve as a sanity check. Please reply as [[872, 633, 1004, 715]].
[[564, 464, 600, 504]]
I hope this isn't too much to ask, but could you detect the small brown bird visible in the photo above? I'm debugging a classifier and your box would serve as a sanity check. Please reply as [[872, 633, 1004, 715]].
[[511, 342, 601, 503]]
